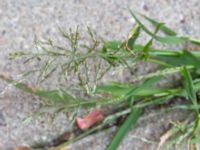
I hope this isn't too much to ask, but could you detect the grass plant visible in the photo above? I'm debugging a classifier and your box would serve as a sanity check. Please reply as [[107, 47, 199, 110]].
[[1, 10, 200, 150]]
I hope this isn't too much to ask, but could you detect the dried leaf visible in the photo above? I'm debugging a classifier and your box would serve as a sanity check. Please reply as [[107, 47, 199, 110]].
[[156, 129, 174, 150], [76, 109, 104, 130]]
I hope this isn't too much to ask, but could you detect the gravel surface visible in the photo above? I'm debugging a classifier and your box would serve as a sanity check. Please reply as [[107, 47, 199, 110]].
[[0, 0, 200, 150]]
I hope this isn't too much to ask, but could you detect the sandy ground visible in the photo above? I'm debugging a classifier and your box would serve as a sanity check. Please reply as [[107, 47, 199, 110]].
[[0, 0, 200, 150]]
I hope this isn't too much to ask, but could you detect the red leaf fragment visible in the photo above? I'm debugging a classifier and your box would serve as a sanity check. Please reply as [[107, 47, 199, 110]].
[[76, 109, 104, 130]]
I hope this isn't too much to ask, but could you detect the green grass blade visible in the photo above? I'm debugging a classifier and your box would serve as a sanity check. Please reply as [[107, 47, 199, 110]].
[[0, 74, 112, 108], [96, 83, 133, 96], [133, 45, 200, 58], [0, 74, 78, 104], [156, 36, 187, 44], [103, 41, 123, 51], [123, 76, 163, 100], [182, 66, 199, 134], [188, 37, 200, 45], [136, 95, 174, 108], [152, 50, 200, 69], [173, 104, 200, 110], [127, 24, 141, 50], [182, 67, 198, 105], [142, 23, 163, 59], [130, 10, 200, 46], [140, 13, 177, 36], [107, 108, 142, 150], [129, 9, 188, 44]]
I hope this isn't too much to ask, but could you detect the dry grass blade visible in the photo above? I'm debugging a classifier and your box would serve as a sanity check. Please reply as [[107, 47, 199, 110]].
[[156, 127, 177, 150]]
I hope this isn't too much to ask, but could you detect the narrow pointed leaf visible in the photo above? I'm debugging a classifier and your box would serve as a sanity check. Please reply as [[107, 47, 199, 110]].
[[107, 108, 142, 150], [127, 24, 141, 50], [129, 9, 188, 44], [182, 66, 199, 134], [140, 13, 177, 36], [153, 50, 200, 69]]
